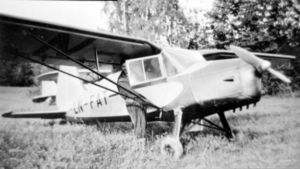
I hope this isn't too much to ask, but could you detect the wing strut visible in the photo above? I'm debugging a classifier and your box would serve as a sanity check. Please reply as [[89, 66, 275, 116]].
[[18, 53, 132, 100], [95, 49, 101, 73], [28, 33, 160, 109]]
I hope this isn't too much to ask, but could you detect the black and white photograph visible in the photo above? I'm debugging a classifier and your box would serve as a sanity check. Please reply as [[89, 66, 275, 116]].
[[0, 0, 299, 168]]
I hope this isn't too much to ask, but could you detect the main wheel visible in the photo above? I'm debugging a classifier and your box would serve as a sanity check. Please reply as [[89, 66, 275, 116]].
[[160, 136, 183, 159]]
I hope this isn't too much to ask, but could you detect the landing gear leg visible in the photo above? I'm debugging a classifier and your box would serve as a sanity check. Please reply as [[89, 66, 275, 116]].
[[160, 107, 184, 159], [218, 112, 234, 140]]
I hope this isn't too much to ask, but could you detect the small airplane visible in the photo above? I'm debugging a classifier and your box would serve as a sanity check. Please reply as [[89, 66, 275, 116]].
[[0, 14, 295, 158]]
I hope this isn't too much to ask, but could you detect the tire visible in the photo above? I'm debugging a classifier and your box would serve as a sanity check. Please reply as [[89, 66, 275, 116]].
[[160, 136, 183, 159]]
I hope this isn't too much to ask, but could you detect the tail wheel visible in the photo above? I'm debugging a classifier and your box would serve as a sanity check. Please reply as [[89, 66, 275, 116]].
[[160, 136, 183, 159]]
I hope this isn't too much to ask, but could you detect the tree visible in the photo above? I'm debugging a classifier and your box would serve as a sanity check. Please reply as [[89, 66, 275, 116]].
[[208, 0, 300, 52], [207, 0, 300, 93], [104, 0, 202, 48], [0, 60, 34, 86]]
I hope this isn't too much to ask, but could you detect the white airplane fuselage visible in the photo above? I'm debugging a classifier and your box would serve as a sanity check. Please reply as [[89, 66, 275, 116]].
[[63, 58, 262, 123], [134, 58, 262, 118], [166, 58, 261, 110]]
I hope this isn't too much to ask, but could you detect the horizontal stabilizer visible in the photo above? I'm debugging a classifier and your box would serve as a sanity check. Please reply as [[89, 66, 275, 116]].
[[2, 110, 66, 119]]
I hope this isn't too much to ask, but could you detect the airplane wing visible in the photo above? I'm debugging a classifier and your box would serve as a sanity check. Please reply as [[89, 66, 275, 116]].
[[252, 52, 295, 60], [0, 13, 161, 66], [200, 50, 295, 61], [2, 110, 66, 119]]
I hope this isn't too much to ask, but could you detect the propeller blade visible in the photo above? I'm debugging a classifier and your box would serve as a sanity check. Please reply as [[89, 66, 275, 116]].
[[230, 45, 262, 68], [230, 45, 291, 83], [229, 45, 271, 71], [267, 68, 291, 83]]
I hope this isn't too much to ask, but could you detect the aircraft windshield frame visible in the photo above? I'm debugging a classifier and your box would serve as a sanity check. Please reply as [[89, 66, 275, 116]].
[[126, 54, 166, 87]]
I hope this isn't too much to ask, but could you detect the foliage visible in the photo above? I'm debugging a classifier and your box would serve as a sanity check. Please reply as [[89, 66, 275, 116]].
[[104, 0, 202, 48], [0, 58, 51, 86], [207, 0, 300, 93], [0, 60, 34, 86], [208, 0, 300, 51], [262, 73, 293, 96]]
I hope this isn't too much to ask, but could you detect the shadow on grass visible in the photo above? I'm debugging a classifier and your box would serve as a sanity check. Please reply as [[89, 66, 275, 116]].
[[180, 111, 287, 146], [40, 110, 287, 145]]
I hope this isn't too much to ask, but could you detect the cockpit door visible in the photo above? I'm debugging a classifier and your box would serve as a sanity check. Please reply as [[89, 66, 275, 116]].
[[126, 54, 166, 88]]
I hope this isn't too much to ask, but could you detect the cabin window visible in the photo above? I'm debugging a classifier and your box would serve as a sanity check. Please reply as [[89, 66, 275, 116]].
[[144, 57, 162, 80], [126, 55, 165, 86], [203, 53, 237, 60], [128, 60, 145, 84]]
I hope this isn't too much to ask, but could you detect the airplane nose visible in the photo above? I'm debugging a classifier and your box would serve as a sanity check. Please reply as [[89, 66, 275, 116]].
[[239, 65, 262, 98]]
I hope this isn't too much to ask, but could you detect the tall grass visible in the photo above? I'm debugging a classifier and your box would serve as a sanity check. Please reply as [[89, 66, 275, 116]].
[[0, 87, 300, 169]]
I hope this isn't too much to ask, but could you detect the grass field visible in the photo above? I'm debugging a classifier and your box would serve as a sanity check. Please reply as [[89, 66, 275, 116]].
[[0, 86, 300, 169]]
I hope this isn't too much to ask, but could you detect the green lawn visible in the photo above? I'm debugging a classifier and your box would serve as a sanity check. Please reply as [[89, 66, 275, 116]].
[[0, 87, 300, 169]]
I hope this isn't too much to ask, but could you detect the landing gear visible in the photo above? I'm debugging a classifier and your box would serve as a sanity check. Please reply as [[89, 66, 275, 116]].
[[160, 110, 235, 158], [200, 111, 234, 141], [218, 112, 234, 140], [160, 107, 184, 159], [160, 136, 183, 159]]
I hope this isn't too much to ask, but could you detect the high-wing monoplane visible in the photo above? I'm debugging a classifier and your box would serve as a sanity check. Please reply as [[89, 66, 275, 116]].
[[0, 14, 295, 158]]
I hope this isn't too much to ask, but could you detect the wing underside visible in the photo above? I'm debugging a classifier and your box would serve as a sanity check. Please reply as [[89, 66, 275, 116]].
[[0, 14, 161, 66]]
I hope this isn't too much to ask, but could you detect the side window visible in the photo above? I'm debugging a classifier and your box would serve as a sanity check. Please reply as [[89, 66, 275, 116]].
[[126, 55, 165, 86], [128, 60, 145, 84]]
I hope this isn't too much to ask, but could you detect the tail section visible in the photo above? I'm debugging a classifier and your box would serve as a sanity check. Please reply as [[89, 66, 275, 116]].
[[56, 66, 84, 109]]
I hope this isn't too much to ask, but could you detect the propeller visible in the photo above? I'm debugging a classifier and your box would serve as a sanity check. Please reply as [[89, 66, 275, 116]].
[[230, 45, 291, 83]]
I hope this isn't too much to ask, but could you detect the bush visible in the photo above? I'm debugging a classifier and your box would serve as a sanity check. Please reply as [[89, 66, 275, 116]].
[[0, 60, 34, 86], [262, 62, 298, 96]]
